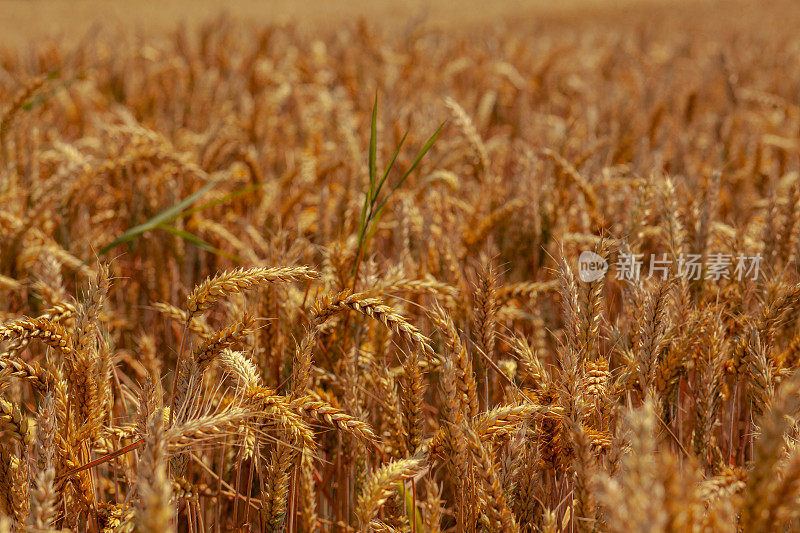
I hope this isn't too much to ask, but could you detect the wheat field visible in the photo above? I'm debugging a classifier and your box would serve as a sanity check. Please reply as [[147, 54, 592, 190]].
[[2, 1, 800, 531]]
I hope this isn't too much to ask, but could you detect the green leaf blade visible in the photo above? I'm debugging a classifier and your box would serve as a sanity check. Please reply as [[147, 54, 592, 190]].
[[95, 178, 220, 258], [159, 224, 242, 262], [373, 122, 444, 216]]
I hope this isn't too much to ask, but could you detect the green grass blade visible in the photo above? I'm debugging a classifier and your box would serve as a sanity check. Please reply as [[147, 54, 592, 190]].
[[172, 182, 263, 222], [369, 92, 378, 194], [20, 67, 63, 112], [364, 203, 385, 245], [373, 122, 444, 217], [358, 93, 380, 250], [95, 178, 220, 258], [159, 225, 242, 262], [358, 190, 370, 247], [396, 481, 424, 533], [372, 130, 408, 204]]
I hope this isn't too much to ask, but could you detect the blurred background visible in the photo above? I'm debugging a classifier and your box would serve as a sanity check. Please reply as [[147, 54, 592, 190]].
[[0, 0, 725, 47]]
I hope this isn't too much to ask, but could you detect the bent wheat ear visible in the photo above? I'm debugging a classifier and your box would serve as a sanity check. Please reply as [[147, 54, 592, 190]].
[[38, 302, 76, 323], [193, 314, 255, 370], [0, 317, 72, 355], [164, 406, 254, 449], [246, 387, 316, 449], [293, 391, 378, 444], [473, 403, 561, 441], [219, 349, 262, 391], [444, 96, 488, 172], [0, 357, 52, 391], [497, 279, 560, 304], [0, 398, 30, 448], [356, 457, 427, 528], [0, 73, 51, 152], [151, 302, 211, 336], [313, 291, 438, 364], [186, 266, 318, 315]]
